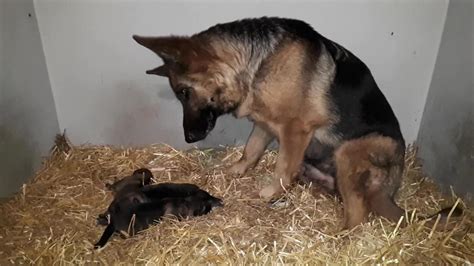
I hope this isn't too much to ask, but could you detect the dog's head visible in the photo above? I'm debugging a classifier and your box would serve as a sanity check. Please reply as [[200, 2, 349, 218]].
[[133, 35, 243, 143]]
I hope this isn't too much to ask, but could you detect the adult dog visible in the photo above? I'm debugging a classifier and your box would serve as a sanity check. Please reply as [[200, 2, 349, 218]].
[[133, 17, 459, 229]]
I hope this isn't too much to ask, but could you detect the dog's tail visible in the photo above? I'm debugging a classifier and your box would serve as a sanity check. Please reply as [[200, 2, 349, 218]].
[[369, 188, 463, 230], [421, 205, 464, 229], [367, 150, 463, 230]]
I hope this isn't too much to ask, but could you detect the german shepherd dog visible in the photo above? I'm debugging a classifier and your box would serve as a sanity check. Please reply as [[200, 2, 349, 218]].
[[133, 17, 461, 229]]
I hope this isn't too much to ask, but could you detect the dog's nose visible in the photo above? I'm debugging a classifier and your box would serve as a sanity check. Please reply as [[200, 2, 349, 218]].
[[185, 130, 207, 143], [185, 132, 197, 143]]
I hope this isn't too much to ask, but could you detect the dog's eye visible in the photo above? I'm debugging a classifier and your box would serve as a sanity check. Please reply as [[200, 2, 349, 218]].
[[178, 86, 192, 100]]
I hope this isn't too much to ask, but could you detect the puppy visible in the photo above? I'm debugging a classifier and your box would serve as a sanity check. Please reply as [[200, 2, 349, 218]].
[[97, 181, 203, 226], [97, 168, 154, 225], [105, 168, 153, 195], [94, 188, 223, 248]]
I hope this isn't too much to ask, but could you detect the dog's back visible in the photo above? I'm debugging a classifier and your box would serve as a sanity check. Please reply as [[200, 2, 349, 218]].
[[133, 192, 223, 231], [141, 182, 201, 200]]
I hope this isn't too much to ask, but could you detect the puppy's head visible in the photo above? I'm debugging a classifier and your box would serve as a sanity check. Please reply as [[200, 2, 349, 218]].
[[132, 168, 153, 186], [106, 169, 152, 195], [192, 190, 224, 213], [207, 196, 224, 209], [132, 35, 243, 143], [107, 191, 148, 231]]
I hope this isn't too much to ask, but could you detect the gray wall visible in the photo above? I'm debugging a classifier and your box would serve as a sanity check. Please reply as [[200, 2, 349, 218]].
[[0, 0, 59, 197], [34, 0, 449, 148], [417, 0, 473, 199], [2, 0, 470, 199]]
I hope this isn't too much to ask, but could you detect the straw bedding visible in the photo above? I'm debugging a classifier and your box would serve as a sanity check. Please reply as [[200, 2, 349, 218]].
[[0, 135, 472, 265]]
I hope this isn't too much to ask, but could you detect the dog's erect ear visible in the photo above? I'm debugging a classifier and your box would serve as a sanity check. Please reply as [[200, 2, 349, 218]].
[[132, 35, 192, 63], [133, 35, 196, 76], [145, 65, 169, 77], [133, 35, 216, 76]]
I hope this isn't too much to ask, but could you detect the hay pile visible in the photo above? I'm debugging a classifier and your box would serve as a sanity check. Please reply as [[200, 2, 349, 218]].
[[0, 137, 472, 264]]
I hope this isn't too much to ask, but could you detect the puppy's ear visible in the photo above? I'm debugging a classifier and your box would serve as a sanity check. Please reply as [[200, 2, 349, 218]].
[[132, 197, 141, 204]]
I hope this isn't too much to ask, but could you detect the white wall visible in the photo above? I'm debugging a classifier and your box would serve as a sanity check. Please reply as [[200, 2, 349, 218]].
[[0, 0, 59, 197], [417, 0, 473, 199], [34, 0, 448, 148]]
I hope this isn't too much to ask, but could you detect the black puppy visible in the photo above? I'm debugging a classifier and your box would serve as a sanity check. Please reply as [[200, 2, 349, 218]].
[[94, 187, 223, 248], [97, 181, 203, 226], [105, 168, 153, 195], [97, 168, 154, 225]]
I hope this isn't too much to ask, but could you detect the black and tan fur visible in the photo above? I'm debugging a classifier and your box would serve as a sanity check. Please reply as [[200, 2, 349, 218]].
[[97, 179, 205, 226], [133, 17, 461, 229], [94, 184, 223, 248]]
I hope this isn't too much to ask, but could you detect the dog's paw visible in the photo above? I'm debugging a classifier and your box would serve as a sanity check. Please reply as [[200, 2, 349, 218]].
[[259, 185, 281, 200], [228, 161, 248, 176]]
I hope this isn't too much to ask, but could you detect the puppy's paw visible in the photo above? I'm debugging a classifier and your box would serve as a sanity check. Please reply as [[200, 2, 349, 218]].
[[105, 182, 113, 190], [96, 213, 110, 226]]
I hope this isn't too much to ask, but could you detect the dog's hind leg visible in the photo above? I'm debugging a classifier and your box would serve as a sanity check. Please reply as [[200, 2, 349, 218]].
[[229, 123, 274, 175], [338, 176, 369, 229], [334, 135, 404, 229], [368, 189, 404, 223]]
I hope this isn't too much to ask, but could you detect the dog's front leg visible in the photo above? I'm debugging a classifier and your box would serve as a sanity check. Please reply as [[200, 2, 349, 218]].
[[229, 123, 274, 175], [259, 124, 314, 200]]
